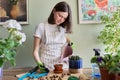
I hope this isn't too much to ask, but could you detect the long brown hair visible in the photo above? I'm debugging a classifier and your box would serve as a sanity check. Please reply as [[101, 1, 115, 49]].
[[48, 1, 72, 33]]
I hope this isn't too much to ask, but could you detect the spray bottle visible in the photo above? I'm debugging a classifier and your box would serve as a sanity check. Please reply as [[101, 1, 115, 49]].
[[91, 49, 101, 78]]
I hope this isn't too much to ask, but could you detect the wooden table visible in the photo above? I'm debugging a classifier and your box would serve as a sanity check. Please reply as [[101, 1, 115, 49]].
[[3, 68, 99, 80], [3, 68, 31, 80]]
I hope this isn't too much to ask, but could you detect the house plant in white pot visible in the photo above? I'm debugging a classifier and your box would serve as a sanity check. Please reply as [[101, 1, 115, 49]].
[[0, 19, 26, 79]]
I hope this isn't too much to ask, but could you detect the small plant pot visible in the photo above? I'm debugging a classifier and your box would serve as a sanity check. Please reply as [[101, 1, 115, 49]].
[[116, 73, 120, 80], [69, 59, 82, 73], [54, 64, 63, 74], [100, 68, 115, 80]]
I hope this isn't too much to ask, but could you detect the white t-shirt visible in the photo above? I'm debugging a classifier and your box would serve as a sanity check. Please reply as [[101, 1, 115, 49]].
[[34, 22, 67, 69]]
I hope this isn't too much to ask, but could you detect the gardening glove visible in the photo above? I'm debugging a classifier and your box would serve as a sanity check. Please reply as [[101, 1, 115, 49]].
[[37, 62, 47, 73]]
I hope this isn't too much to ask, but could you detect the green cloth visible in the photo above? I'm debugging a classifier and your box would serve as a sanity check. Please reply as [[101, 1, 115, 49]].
[[68, 76, 79, 80]]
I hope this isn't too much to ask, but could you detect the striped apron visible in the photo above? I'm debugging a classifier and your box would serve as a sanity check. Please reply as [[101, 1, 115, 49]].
[[39, 23, 67, 70]]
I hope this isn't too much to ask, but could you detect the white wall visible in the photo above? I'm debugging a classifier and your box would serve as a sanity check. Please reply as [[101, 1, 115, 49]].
[[0, 0, 105, 68]]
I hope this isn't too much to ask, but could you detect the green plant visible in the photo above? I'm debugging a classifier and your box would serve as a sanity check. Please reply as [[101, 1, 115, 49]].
[[69, 55, 81, 60], [98, 8, 120, 54], [0, 19, 26, 67], [91, 53, 120, 74], [108, 52, 120, 74], [95, 7, 120, 74]]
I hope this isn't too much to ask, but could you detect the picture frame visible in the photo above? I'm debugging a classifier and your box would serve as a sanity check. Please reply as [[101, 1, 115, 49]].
[[0, 0, 28, 25], [78, 0, 120, 24]]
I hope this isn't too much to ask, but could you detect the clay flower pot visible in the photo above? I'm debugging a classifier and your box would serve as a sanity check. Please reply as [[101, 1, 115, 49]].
[[116, 74, 120, 80], [54, 64, 63, 74], [100, 68, 115, 80]]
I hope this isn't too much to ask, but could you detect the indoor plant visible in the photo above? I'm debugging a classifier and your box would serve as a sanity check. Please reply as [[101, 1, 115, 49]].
[[69, 55, 82, 73], [0, 19, 26, 67], [91, 52, 120, 80], [91, 7, 120, 80], [97, 7, 120, 54]]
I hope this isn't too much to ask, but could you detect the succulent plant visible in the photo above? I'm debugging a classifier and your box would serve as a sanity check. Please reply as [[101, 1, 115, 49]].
[[69, 55, 81, 60]]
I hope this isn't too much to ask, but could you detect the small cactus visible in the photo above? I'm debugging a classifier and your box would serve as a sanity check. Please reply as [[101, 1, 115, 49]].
[[69, 55, 81, 60]]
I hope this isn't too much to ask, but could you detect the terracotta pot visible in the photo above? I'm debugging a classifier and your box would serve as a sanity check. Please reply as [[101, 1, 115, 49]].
[[100, 68, 115, 80], [115, 74, 120, 80], [54, 64, 63, 74]]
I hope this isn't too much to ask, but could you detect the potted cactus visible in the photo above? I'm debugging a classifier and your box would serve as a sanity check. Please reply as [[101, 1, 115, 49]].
[[69, 55, 82, 73]]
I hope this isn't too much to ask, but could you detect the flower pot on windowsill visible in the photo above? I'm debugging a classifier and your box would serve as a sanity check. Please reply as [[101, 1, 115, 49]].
[[69, 55, 82, 73]]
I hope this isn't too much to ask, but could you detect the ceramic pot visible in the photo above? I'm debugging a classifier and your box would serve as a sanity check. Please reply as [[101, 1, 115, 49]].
[[54, 64, 63, 74], [10, 4, 19, 19], [115, 74, 120, 80], [69, 59, 82, 73], [100, 68, 115, 80]]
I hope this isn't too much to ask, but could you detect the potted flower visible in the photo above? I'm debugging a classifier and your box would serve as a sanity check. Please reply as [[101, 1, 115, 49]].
[[0, 19, 26, 78], [91, 7, 120, 80], [91, 52, 120, 80], [69, 55, 82, 73]]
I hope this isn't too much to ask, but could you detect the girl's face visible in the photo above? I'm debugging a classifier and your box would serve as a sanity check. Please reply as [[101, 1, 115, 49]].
[[53, 11, 68, 25]]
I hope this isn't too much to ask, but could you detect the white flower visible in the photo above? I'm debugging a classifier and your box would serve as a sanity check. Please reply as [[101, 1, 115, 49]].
[[16, 31, 26, 44], [3, 19, 22, 30], [0, 19, 26, 67]]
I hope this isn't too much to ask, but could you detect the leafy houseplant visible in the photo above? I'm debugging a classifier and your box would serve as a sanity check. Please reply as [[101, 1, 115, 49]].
[[91, 7, 120, 80], [91, 53, 120, 73], [97, 7, 120, 72], [97, 8, 120, 54], [91, 52, 120, 80], [69, 55, 82, 73], [0, 19, 26, 67]]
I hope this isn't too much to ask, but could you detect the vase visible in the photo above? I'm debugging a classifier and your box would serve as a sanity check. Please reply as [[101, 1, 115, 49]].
[[10, 4, 19, 19], [100, 68, 115, 80], [69, 59, 83, 73], [0, 67, 3, 80]]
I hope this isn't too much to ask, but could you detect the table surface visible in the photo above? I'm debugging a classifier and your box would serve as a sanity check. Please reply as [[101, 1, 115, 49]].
[[3, 68, 100, 80]]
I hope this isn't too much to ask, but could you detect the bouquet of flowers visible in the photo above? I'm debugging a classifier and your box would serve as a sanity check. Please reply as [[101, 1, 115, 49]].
[[0, 19, 26, 67]]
